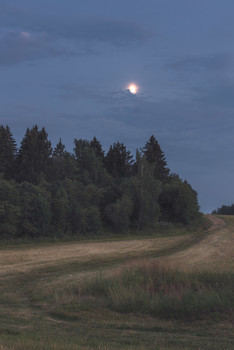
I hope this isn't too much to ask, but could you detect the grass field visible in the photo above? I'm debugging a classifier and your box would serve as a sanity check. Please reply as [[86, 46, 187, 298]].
[[0, 215, 233, 349]]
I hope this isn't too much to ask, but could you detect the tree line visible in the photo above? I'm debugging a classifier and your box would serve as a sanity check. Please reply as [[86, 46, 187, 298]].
[[212, 204, 234, 215], [0, 125, 201, 239]]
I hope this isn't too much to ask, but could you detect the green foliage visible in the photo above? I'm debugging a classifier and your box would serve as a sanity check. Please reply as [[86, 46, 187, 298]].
[[0, 127, 201, 239], [105, 142, 134, 177], [50, 138, 76, 181], [74, 138, 110, 186], [50, 183, 70, 234], [0, 125, 17, 179], [0, 178, 20, 236], [16, 125, 52, 184], [18, 182, 51, 237], [212, 204, 234, 215], [53, 179, 103, 235], [143, 135, 169, 181], [90, 136, 105, 160], [130, 154, 161, 230], [105, 194, 133, 232], [159, 174, 200, 224], [80, 205, 102, 234], [76, 263, 234, 321]]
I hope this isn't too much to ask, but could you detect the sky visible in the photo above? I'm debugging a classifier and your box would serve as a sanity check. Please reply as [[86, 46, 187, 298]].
[[0, 0, 234, 213]]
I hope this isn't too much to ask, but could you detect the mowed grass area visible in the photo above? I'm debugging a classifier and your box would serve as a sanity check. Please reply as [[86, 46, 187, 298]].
[[0, 215, 233, 349]]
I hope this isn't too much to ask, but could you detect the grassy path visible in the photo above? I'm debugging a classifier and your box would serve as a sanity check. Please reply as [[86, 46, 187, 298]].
[[158, 215, 233, 271], [0, 215, 225, 277], [0, 215, 233, 350]]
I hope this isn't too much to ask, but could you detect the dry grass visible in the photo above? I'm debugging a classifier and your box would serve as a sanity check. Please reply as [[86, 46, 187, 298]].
[[0, 235, 189, 276], [0, 215, 233, 350], [159, 215, 234, 272]]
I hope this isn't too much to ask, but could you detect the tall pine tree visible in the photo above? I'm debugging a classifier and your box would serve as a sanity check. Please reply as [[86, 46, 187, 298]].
[[0, 125, 17, 179], [143, 135, 169, 181], [90, 137, 105, 160], [105, 142, 133, 178], [74, 139, 109, 185], [16, 125, 52, 184], [130, 152, 161, 230], [50, 138, 76, 181]]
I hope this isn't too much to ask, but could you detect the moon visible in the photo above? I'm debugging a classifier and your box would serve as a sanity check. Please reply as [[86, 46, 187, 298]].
[[128, 84, 138, 94]]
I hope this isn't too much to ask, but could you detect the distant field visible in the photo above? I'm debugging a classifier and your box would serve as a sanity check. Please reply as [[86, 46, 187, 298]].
[[0, 215, 233, 349]]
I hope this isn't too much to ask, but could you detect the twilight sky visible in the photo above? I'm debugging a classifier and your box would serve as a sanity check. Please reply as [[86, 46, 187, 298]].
[[1, 0, 234, 213]]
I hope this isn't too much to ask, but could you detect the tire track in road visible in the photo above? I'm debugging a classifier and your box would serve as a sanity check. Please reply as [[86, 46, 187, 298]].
[[158, 215, 233, 271]]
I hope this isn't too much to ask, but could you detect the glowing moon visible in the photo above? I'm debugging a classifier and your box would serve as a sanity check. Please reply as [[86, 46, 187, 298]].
[[128, 84, 138, 94]]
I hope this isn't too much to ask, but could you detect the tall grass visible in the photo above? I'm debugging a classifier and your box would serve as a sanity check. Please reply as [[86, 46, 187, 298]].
[[71, 262, 234, 321]]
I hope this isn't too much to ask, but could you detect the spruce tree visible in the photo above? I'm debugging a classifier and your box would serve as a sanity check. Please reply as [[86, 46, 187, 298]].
[[105, 142, 133, 178], [51, 138, 67, 181], [53, 138, 66, 158], [74, 139, 109, 185], [16, 125, 52, 184], [90, 137, 105, 160], [130, 153, 161, 230], [143, 135, 169, 181], [0, 125, 17, 179], [50, 139, 76, 181]]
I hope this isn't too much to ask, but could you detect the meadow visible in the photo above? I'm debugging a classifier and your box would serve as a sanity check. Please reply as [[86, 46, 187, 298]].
[[0, 215, 233, 349]]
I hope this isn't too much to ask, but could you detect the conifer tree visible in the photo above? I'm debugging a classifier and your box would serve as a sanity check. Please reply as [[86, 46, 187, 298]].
[[131, 152, 161, 230], [0, 125, 17, 179], [53, 138, 66, 158], [143, 135, 169, 181], [51, 138, 67, 181], [90, 136, 105, 160], [16, 125, 52, 184], [105, 142, 133, 178], [51, 139, 76, 181], [74, 139, 109, 185]]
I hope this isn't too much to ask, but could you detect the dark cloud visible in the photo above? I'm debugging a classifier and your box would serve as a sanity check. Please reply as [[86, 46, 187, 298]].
[[0, 3, 152, 50], [164, 53, 234, 108], [99, 96, 234, 165], [0, 4, 152, 67], [57, 85, 145, 105], [53, 18, 151, 47], [195, 81, 234, 108], [165, 53, 234, 74], [0, 31, 69, 66]]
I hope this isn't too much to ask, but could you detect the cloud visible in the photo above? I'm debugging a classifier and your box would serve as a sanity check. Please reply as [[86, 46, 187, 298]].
[[164, 53, 234, 107], [0, 3, 153, 66], [0, 3, 152, 50], [20, 31, 31, 39], [0, 31, 69, 66], [165, 53, 234, 75], [51, 18, 152, 47], [57, 84, 145, 106], [195, 81, 234, 108]]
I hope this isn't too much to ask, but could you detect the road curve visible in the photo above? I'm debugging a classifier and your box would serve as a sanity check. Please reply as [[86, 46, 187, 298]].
[[159, 215, 233, 271]]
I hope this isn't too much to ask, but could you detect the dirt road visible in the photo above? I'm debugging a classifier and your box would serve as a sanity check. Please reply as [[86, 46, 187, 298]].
[[0, 234, 189, 276], [159, 215, 233, 271]]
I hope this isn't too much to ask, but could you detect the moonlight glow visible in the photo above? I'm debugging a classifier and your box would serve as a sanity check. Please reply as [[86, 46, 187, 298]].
[[128, 84, 138, 94]]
